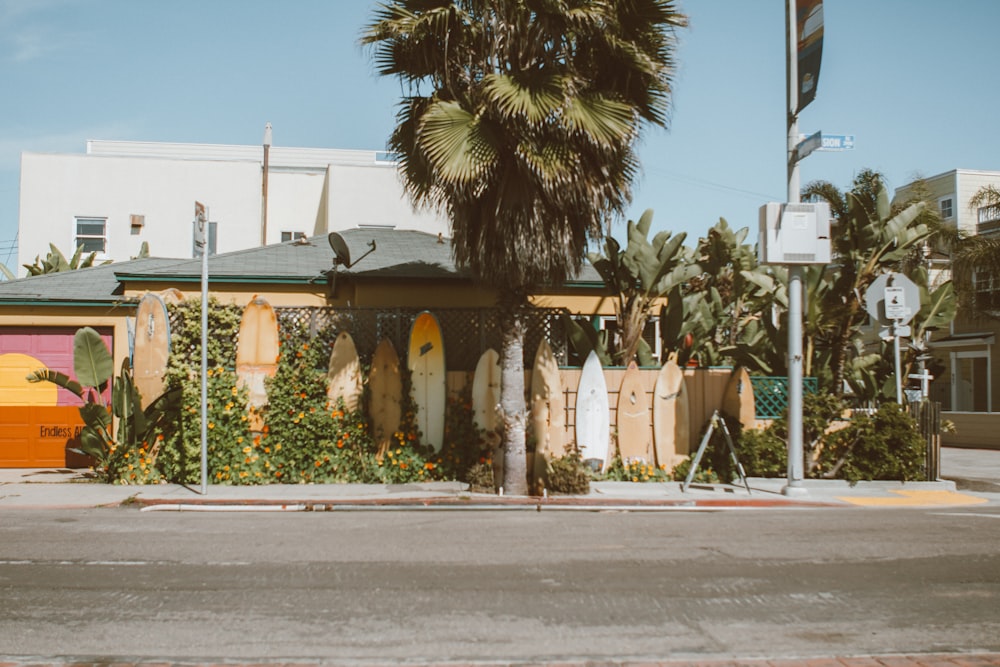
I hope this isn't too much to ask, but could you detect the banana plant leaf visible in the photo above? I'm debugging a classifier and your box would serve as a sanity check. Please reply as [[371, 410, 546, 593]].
[[25, 369, 84, 398]]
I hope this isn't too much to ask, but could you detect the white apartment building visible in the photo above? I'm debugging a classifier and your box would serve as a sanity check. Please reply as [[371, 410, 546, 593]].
[[17, 139, 449, 268]]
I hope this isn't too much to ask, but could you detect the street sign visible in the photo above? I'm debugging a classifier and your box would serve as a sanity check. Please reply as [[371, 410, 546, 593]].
[[884, 286, 908, 319], [795, 131, 823, 161], [818, 134, 854, 151], [866, 272, 919, 326]]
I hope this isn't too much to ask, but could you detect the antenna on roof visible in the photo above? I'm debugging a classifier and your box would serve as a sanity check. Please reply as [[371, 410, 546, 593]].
[[328, 232, 376, 269]]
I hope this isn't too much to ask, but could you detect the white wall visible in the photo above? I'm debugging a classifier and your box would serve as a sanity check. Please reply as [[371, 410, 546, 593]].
[[18, 152, 261, 266], [16, 141, 451, 273]]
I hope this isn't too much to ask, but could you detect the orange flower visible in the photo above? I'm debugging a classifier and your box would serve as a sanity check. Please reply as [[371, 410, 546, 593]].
[[336, 440, 344, 449]]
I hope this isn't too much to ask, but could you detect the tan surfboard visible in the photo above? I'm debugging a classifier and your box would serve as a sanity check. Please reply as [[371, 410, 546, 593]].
[[132, 292, 170, 409], [472, 348, 503, 488], [616, 362, 652, 464], [236, 297, 280, 421], [368, 338, 403, 459], [529, 338, 564, 490], [652, 357, 690, 470], [327, 331, 363, 414], [722, 366, 756, 429]]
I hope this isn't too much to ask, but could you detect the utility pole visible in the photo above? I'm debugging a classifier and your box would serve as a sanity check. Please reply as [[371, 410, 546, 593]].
[[784, 0, 807, 496], [261, 122, 272, 247]]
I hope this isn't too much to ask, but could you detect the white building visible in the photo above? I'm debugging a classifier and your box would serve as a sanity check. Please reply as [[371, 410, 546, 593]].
[[17, 139, 449, 268], [894, 169, 1000, 446]]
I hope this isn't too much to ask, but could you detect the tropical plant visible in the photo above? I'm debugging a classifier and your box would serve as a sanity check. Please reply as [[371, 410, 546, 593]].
[[363, 0, 686, 494], [26, 327, 179, 483], [802, 169, 934, 396], [1, 243, 111, 280], [587, 209, 699, 365]]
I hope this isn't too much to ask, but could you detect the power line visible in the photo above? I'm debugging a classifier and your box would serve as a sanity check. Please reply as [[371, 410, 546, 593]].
[[645, 166, 782, 202]]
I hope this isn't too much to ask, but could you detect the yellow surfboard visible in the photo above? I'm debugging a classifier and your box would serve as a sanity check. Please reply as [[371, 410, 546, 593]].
[[530, 338, 565, 488], [327, 331, 363, 414], [722, 366, 756, 429], [652, 357, 689, 470], [132, 293, 170, 409], [616, 362, 651, 464], [236, 297, 280, 415], [407, 311, 446, 452], [369, 338, 403, 459]]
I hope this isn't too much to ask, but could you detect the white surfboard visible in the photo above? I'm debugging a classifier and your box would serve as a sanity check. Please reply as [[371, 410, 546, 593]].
[[575, 350, 610, 470]]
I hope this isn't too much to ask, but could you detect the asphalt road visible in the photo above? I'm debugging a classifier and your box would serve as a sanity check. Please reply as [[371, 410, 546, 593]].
[[1, 506, 998, 664]]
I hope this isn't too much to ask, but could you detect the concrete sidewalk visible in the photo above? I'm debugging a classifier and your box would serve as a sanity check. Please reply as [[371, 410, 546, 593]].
[[1, 447, 997, 511]]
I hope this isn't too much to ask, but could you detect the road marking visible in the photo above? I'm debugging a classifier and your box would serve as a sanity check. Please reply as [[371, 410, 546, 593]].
[[927, 511, 1000, 519], [837, 489, 988, 507]]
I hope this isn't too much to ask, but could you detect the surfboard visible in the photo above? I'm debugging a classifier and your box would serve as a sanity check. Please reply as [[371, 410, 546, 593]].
[[575, 350, 610, 471], [235, 296, 280, 416], [132, 292, 170, 409], [327, 331, 363, 414], [722, 366, 756, 428], [652, 357, 689, 470], [368, 338, 403, 459], [407, 311, 446, 452], [616, 362, 651, 464], [472, 348, 503, 488], [530, 338, 565, 487]]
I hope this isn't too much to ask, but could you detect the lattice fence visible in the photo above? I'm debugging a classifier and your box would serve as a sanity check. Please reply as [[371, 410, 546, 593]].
[[274, 306, 571, 371], [750, 376, 819, 419]]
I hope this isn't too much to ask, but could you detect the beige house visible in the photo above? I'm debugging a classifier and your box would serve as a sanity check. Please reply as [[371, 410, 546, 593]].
[[895, 169, 1000, 446]]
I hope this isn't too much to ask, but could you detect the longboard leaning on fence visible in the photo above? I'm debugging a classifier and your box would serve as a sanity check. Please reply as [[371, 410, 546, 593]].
[[472, 348, 503, 488], [529, 338, 565, 490], [575, 350, 610, 471], [407, 311, 446, 452], [652, 356, 690, 470], [722, 366, 756, 429], [327, 331, 363, 414], [131, 292, 170, 410], [616, 361, 652, 464], [236, 297, 280, 418], [369, 338, 403, 459]]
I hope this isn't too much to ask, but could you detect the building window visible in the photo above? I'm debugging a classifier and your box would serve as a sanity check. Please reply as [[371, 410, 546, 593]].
[[281, 231, 306, 243], [977, 204, 1000, 235], [75, 217, 107, 253], [973, 269, 1000, 311], [938, 197, 954, 220], [193, 221, 218, 257]]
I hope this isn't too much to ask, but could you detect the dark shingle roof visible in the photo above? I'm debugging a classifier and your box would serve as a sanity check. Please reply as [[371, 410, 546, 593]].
[[114, 228, 467, 284], [0, 257, 183, 305]]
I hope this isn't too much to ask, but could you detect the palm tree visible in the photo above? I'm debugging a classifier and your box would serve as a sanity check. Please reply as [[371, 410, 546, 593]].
[[362, 0, 685, 494]]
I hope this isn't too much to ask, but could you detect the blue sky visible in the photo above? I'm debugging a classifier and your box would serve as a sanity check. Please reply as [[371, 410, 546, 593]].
[[2, 0, 999, 268]]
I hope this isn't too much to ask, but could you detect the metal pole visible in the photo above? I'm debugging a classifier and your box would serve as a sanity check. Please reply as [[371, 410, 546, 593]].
[[893, 321, 903, 404], [261, 123, 272, 247], [198, 206, 209, 495], [784, 0, 806, 495]]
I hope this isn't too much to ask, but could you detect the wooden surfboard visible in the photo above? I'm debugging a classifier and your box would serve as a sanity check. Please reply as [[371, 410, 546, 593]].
[[575, 350, 610, 471], [722, 366, 756, 428], [407, 311, 446, 452], [369, 338, 402, 458], [236, 297, 280, 416], [616, 362, 651, 464], [530, 338, 565, 486], [652, 357, 689, 469], [327, 331, 363, 413], [472, 348, 503, 488], [132, 292, 170, 409]]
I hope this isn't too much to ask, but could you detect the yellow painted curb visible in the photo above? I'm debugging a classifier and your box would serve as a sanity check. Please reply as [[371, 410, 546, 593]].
[[837, 489, 988, 507]]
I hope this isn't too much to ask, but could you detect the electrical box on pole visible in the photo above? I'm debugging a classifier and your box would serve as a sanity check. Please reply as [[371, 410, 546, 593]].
[[758, 202, 832, 265]]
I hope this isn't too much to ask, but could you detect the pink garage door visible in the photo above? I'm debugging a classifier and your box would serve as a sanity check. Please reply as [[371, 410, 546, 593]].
[[0, 327, 113, 468]]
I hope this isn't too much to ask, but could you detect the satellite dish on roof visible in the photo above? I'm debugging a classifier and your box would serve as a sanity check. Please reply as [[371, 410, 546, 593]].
[[328, 232, 351, 267], [328, 232, 376, 269]]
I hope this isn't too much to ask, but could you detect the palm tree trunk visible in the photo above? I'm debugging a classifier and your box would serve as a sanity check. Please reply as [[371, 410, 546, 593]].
[[499, 290, 528, 496]]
